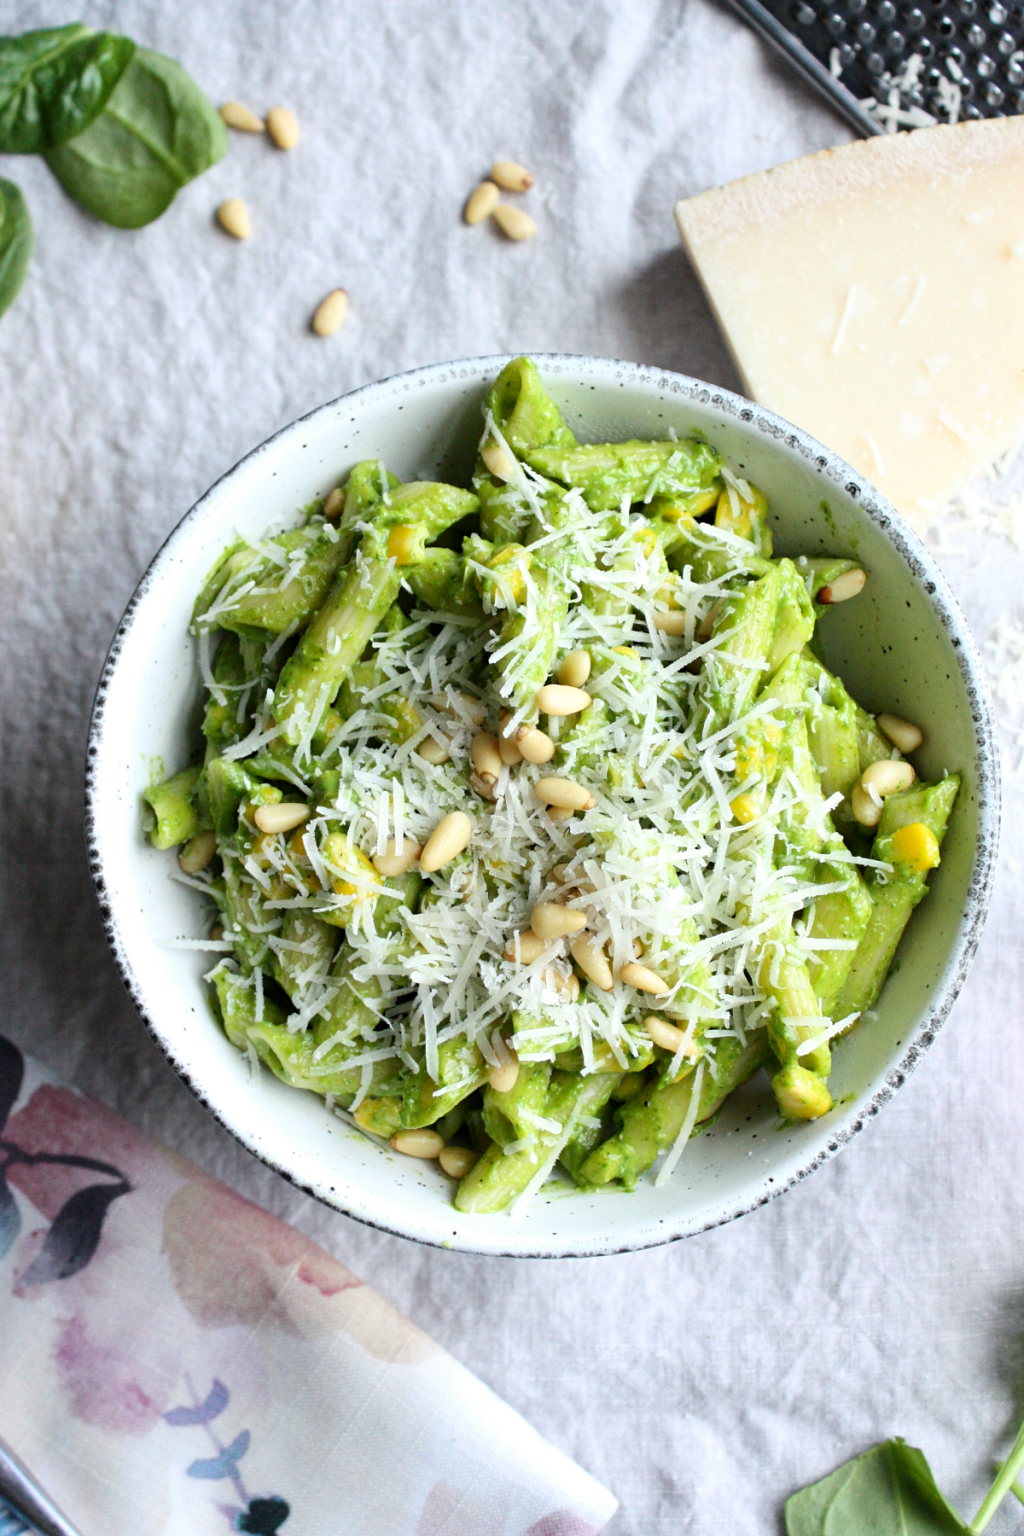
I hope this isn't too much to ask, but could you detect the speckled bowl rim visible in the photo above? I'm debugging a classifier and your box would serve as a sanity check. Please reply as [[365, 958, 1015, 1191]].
[[85, 353, 1000, 1258]]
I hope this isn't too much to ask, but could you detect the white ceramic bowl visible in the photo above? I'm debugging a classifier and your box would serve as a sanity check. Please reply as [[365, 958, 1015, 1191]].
[[86, 355, 999, 1257]]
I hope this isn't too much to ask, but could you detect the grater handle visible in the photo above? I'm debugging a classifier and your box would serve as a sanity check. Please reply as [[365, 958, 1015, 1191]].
[[720, 0, 885, 137]]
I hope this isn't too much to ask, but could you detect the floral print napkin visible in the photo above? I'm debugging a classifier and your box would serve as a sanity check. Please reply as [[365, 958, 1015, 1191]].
[[0, 1036, 616, 1536]]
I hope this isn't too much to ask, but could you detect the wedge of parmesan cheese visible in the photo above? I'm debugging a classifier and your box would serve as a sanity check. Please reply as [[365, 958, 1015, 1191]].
[[675, 119, 1024, 521]]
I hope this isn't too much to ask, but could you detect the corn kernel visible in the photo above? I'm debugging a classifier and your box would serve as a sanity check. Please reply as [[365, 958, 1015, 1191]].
[[613, 645, 639, 660], [891, 821, 940, 874], [386, 524, 420, 565], [730, 792, 762, 825]]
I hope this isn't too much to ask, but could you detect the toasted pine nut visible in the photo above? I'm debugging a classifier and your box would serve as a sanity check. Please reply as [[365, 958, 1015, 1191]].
[[391, 1129, 444, 1159], [530, 902, 587, 940], [697, 601, 720, 642], [516, 725, 555, 764], [254, 802, 310, 835], [487, 1052, 520, 1093], [536, 684, 591, 716], [323, 486, 344, 518], [557, 650, 592, 688], [851, 783, 883, 828], [465, 179, 500, 224], [819, 568, 866, 604], [471, 731, 502, 784], [432, 690, 486, 725], [217, 198, 251, 239], [312, 288, 349, 337], [547, 806, 575, 822], [481, 437, 518, 481], [493, 204, 536, 241], [550, 862, 572, 884], [179, 830, 217, 874], [644, 1015, 699, 1059], [620, 961, 669, 995], [504, 930, 551, 964], [570, 933, 614, 992], [653, 610, 688, 635], [498, 712, 524, 765], [534, 776, 595, 811], [469, 772, 497, 802], [491, 159, 534, 191], [439, 1145, 478, 1178], [416, 736, 450, 765], [861, 759, 915, 797], [266, 105, 299, 149], [420, 811, 473, 872], [372, 838, 423, 877], [544, 965, 580, 1002], [220, 101, 264, 132], [878, 713, 924, 754]]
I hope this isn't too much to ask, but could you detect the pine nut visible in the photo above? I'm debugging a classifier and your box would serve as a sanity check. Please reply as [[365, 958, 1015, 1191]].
[[550, 862, 572, 884], [465, 180, 500, 224], [819, 568, 866, 604], [544, 965, 580, 1002], [697, 601, 720, 642], [179, 830, 217, 874], [420, 811, 473, 872], [439, 1145, 478, 1178], [861, 759, 915, 797], [570, 933, 614, 992], [266, 106, 299, 149], [504, 930, 551, 964], [416, 736, 450, 765], [372, 838, 422, 876], [878, 713, 924, 754], [653, 610, 688, 635], [323, 487, 344, 518], [433, 691, 486, 725], [620, 961, 669, 995], [487, 1052, 520, 1093], [217, 198, 251, 239], [547, 806, 575, 822], [534, 776, 595, 811], [471, 732, 502, 784], [536, 684, 591, 716], [390, 1129, 444, 1159], [493, 205, 536, 241], [481, 437, 519, 481], [851, 783, 883, 828], [220, 101, 264, 132], [254, 802, 310, 834], [491, 159, 534, 191], [530, 902, 587, 940], [469, 771, 497, 802], [312, 288, 348, 337], [644, 1015, 699, 1059], [498, 712, 524, 765], [557, 650, 592, 688], [516, 725, 555, 764]]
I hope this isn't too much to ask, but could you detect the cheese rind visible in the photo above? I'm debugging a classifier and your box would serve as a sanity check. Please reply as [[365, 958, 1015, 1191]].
[[675, 119, 1024, 520]]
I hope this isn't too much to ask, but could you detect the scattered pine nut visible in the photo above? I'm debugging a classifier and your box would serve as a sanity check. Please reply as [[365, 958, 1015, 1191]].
[[471, 732, 502, 785], [557, 650, 592, 689], [391, 1128, 444, 1159], [645, 1015, 699, 1059], [516, 725, 555, 764], [416, 736, 450, 765], [536, 683, 591, 716], [372, 838, 423, 877], [550, 862, 572, 884], [481, 438, 518, 481], [530, 902, 587, 940], [323, 487, 343, 518], [491, 159, 534, 191], [420, 811, 473, 872], [217, 197, 251, 239], [653, 610, 688, 635], [620, 961, 669, 996], [487, 1052, 520, 1094], [493, 204, 536, 241], [570, 933, 614, 992], [179, 830, 217, 874], [254, 802, 310, 834], [465, 180, 500, 224], [547, 806, 575, 822], [534, 776, 595, 811], [878, 713, 924, 754], [819, 568, 866, 604], [312, 288, 349, 337], [544, 965, 580, 1002], [498, 712, 524, 765], [439, 1145, 478, 1178], [266, 105, 299, 149], [220, 101, 264, 132], [504, 930, 551, 964], [851, 783, 883, 828], [861, 759, 915, 796]]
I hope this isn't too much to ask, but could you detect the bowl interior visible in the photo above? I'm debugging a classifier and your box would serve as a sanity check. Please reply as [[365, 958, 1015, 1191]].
[[87, 356, 998, 1257]]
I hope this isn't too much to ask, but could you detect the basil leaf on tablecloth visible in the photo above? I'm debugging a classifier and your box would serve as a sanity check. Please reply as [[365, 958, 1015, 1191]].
[[44, 46, 227, 229], [0, 24, 135, 154], [786, 1440, 968, 1534], [0, 178, 32, 318]]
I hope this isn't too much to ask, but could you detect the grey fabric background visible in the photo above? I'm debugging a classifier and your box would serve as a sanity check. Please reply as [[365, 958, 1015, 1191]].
[[3, 2, 1023, 1531]]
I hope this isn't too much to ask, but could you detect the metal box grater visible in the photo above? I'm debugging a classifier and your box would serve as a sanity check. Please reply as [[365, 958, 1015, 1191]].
[[722, 0, 1024, 135]]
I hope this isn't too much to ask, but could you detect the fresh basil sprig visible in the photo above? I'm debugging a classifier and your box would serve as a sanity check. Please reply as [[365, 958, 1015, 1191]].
[[0, 24, 135, 154], [786, 1416, 1024, 1534], [0, 176, 32, 317], [44, 46, 227, 229]]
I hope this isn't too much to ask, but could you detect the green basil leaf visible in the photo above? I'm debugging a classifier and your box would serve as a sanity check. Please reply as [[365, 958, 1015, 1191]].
[[43, 46, 227, 230], [0, 24, 135, 154], [786, 1440, 968, 1535], [0, 177, 33, 319]]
